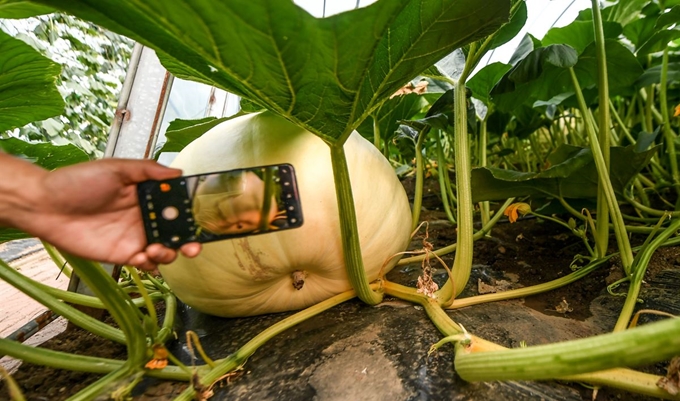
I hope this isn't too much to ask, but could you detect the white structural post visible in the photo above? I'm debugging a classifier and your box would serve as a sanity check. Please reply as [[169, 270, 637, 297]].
[[68, 43, 240, 302], [67, 43, 173, 299]]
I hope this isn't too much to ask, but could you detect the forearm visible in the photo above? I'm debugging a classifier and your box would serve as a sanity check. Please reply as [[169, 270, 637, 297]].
[[0, 152, 48, 232]]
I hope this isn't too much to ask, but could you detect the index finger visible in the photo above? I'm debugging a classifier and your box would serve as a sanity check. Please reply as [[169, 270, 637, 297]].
[[103, 159, 183, 184]]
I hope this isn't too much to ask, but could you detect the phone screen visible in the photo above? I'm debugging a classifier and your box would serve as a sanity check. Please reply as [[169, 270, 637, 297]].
[[137, 164, 303, 248]]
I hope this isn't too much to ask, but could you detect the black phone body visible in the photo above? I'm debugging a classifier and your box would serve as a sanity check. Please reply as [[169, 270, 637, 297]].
[[137, 164, 303, 248]]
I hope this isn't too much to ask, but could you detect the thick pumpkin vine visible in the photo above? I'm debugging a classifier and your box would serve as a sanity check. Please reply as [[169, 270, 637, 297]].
[[1, 0, 679, 399]]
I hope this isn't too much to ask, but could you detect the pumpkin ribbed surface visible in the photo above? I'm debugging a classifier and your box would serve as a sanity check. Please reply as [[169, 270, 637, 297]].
[[159, 112, 411, 317]]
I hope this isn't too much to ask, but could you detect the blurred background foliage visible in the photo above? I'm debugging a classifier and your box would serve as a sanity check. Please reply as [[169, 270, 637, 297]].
[[0, 13, 132, 158]]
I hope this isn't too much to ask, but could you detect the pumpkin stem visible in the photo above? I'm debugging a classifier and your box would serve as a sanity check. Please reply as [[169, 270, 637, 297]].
[[329, 142, 383, 305], [291, 270, 306, 290]]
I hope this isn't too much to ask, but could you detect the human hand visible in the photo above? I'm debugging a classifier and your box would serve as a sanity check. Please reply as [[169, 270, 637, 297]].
[[4, 156, 201, 270]]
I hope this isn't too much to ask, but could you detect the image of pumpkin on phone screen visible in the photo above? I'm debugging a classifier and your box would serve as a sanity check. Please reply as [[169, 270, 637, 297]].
[[187, 167, 286, 236]]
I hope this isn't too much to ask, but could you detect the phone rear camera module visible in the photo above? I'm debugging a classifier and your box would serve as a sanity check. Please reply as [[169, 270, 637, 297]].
[[162, 206, 180, 221]]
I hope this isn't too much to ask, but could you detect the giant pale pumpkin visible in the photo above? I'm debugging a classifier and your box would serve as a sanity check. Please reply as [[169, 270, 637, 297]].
[[160, 112, 411, 317]]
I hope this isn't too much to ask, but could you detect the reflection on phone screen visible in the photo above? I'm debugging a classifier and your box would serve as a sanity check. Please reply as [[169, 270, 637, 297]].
[[138, 164, 302, 247], [187, 166, 290, 238]]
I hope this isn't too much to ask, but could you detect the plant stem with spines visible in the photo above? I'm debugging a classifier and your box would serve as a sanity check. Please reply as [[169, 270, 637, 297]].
[[436, 131, 456, 224], [591, 0, 611, 259], [60, 254, 148, 400], [659, 48, 680, 201], [329, 142, 383, 305], [448, 79, 474, 298], [613, 216, 680, 331], [569, 68, 634, 274], [411, 127, 429, 231]]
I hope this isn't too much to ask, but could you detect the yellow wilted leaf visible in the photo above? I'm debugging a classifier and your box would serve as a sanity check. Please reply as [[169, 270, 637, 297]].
[[390, 81, 428, 99]]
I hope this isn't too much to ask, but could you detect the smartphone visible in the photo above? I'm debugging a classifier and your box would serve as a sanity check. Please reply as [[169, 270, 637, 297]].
[[137, 164, 303, 248]]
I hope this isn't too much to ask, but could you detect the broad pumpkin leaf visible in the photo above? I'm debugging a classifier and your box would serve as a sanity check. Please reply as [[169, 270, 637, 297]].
[[154, 116, 232, 158], [490, 44, 578, 112], [542, 20, 623, 55], [487, 0, 528, 51], [655, 5, 680, 30], [623, 14, 659, 49], [635, 127, 661, 152], [601, 0, 648, 26], [505, 104, 551, 139], [433, 49, 466, 83], [491, 40, 642, 113], [0, 137, 89, 170], [471, 144, 657, 203], [0, 0, 53, 18], [239, 98, 265, 113], [574, 40, 643, 91], [468, 62, 512, 106], [356, 93, 426, 145], [0, 30, 64, 133], [533, 92, 576, 109], [32, 0, 511, 145], [637, 28, 680, 56], [635, 62, 680, 88], [508, 33, 542, 66]]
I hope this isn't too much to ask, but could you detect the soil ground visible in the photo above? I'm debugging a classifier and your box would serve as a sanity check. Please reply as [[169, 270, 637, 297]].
[[0, 178, 679, 400]]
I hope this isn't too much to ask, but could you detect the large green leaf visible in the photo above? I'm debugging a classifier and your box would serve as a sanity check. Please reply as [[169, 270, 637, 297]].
[[433, 49, 466, 83], [504, 104, 552, 139], [471, 145, 657, 203], [154, 116, 233, 158], [32, 0, 511, 144], [467, 62, 512, 106], [488, 0, 527, 51], [623, 14, 659, 49], [0, 30, 64, 132], [490, 44, 578, 112], [602, 0, 648, 26], [507, 33, 542, 66], [490, 40, 642, 113], [655, 5, 680, 30], [0, 0, 53, 18], [356, 93, 426, 145], [635, 62, 680, 88], [542, 20, 622, 55], [637, 28, 680, 56], [494, 44, 578, 92], [0, 137, 89, 170], [574, 40, 643, 91]]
